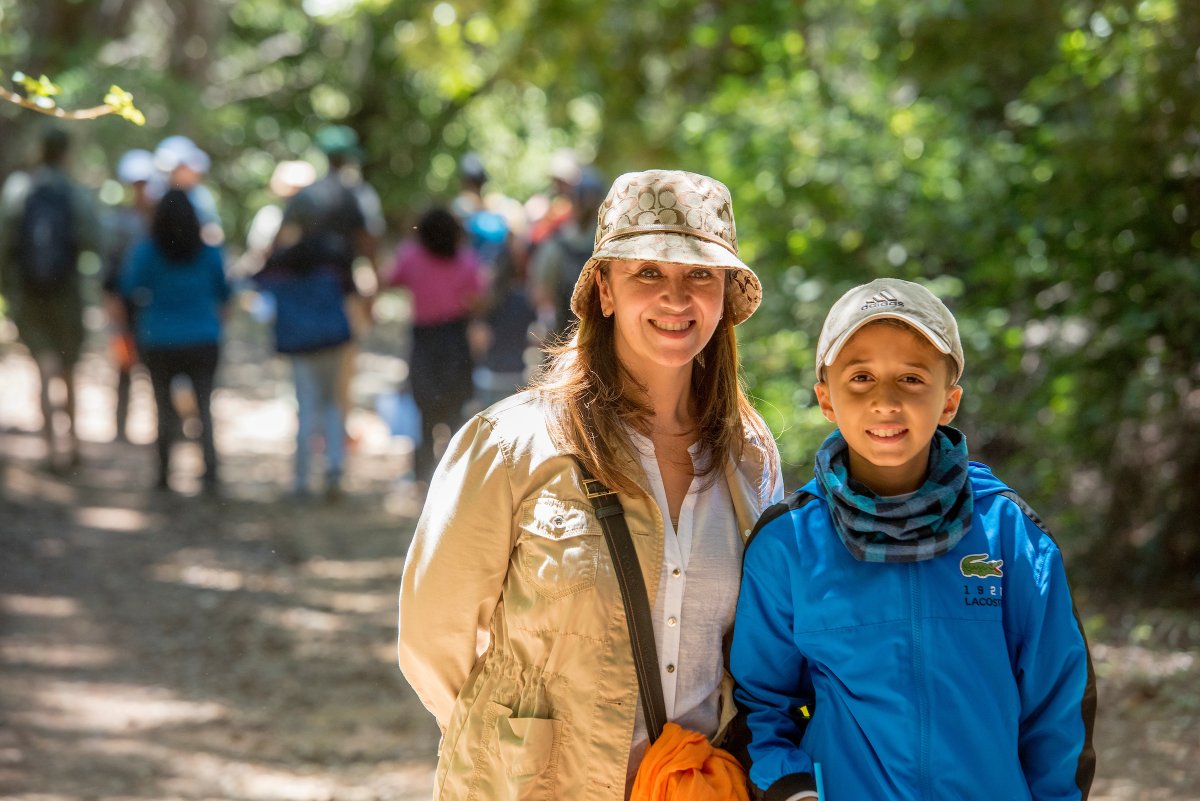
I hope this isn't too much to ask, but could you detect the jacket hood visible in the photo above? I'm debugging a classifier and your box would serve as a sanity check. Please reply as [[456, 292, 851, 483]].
[[966, 460, 1011, 501]]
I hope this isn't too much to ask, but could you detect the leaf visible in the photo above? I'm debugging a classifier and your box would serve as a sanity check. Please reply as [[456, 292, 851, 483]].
[[15, 72, 61, 99], [103, 84, 146, 126]]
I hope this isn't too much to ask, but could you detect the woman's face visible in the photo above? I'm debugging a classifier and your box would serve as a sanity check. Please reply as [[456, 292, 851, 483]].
[[595, 259, 726, 379]]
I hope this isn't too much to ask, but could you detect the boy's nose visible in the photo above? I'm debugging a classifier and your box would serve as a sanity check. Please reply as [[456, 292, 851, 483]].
[[872, 385, 902, 411]]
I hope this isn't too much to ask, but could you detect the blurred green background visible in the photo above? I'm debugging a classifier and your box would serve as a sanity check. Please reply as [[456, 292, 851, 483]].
[[2, 0, 1197, 602]]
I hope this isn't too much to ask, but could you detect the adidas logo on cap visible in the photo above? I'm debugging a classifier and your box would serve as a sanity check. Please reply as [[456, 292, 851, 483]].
[[861, 290, 904, 310]]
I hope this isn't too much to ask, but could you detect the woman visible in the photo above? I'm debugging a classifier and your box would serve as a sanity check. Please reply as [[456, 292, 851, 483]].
[[398, 170, 781, 800], [385, 206, 485, 480], [120, 189, 229, 492]]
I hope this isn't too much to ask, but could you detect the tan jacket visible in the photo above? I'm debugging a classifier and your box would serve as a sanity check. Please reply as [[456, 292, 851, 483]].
[[399, 391, 781, 800]]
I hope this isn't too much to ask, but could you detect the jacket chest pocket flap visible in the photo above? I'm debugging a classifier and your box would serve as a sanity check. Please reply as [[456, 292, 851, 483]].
[[517, 497, 601, 600]]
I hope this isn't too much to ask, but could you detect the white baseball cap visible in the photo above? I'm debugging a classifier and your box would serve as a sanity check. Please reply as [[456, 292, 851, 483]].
[[816, 278, 964, 382], [116, 149, 155, 184]]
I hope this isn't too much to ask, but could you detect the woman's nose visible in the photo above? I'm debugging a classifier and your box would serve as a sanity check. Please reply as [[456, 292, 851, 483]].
[[660, 276, 689, 307]]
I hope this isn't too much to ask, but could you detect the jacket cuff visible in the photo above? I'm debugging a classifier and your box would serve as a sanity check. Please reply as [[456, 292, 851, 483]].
[[764, 772, 817, 801]]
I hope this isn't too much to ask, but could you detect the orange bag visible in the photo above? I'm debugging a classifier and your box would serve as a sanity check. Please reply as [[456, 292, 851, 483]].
[[109, 330, 138, 370], [630, 722, 750, 801]]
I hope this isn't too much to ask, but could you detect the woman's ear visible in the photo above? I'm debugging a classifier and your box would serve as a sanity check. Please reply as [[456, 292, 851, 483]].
[[595, 268, 613, 317]]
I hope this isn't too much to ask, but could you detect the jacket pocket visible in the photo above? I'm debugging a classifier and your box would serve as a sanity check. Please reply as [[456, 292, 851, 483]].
[[491, 702, 563, 800], [517, 497, 601, 600]]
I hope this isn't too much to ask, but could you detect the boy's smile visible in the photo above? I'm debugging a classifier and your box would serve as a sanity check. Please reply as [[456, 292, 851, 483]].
[[815, 321, 963, 496]]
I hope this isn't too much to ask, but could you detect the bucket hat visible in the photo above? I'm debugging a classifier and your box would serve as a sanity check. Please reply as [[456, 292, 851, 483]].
[[569, 170, 762, 325]]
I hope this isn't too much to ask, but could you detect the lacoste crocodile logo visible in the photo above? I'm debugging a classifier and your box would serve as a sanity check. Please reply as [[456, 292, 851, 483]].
[[960, 553, 1004, 579]]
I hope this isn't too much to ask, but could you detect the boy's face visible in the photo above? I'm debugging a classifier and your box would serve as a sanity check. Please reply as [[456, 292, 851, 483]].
[[814, 322, 963, 496]]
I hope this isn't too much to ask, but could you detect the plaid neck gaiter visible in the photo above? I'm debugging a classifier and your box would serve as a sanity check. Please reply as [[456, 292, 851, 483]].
[[814, 426, 973, 563]]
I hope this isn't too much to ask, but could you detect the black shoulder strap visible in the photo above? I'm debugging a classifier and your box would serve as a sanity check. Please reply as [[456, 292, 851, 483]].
[[745, 489, 817, 552], [575, 459, 668, 743], [998, 490, 1055, 540]]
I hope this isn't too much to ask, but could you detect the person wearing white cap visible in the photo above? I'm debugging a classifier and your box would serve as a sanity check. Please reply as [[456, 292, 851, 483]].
[[731, 278, 1096, 801], [399, 170, 783, 799], [152, 135, 223, 244]]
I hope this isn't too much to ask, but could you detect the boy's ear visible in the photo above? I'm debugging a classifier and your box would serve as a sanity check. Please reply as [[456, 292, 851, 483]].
[[940, 384, 964, 425], [814, 381, 837, 424]]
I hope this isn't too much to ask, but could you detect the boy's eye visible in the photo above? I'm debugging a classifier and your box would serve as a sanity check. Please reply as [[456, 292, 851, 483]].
[[901, 375, 924, 384], [849, 374, 872, 383]]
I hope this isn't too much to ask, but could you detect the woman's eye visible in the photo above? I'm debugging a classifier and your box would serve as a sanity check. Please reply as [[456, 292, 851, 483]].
[[690, 269, 714, 280], [637, 268, 660, 278]]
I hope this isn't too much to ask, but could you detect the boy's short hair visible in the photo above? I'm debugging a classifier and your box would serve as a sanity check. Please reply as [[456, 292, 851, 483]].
[[816, 277, 964, 383]]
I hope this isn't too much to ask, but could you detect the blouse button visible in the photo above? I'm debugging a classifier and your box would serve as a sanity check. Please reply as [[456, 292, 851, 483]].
[[666, 664, 676, 674], [667, 616, 677, 627], [671, 567, 681, 577]]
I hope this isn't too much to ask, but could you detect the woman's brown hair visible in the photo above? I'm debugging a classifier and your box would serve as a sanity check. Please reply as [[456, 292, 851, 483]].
[[531, 267, 776, 496]]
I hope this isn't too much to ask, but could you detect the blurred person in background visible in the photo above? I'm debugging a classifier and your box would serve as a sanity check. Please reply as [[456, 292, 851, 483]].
[[153, 135, 223, 246], [451, 153, 536, 408], [530, 166, 607, 343], [102, 148, 156, 443], [383, 206, 485, 482], [119, 189, 230, 494], [524, 147, 582, 250], [0, 125, 99, 471], [243, 160, 317, 275], [256, 224, 356, 502], [278, 125, 383, 447]]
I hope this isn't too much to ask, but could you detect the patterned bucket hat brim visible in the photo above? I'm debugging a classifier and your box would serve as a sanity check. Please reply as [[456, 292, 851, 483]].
[[569, 170, 763, 325]]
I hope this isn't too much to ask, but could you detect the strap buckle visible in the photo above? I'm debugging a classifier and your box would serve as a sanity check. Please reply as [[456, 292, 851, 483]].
[[582, 477, 616, 499]]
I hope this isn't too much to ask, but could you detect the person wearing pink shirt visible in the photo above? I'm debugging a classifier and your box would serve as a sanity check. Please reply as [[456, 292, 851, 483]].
[[386, 206, 486, 479]]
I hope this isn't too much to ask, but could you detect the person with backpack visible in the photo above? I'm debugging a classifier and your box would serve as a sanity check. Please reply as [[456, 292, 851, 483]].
[[256, 228, 356, 501], [731, 279, 1095, 800], [0, 126, 99, 470], [276, 125, 383, 450], [119, 189, 230, 494]]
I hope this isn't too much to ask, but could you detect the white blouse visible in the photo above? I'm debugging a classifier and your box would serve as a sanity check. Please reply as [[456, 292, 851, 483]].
[[625, 430, 744, 783]]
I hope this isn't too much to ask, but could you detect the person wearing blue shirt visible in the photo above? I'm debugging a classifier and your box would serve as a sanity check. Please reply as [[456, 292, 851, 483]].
[[731, 278, 1096, 801], [120, 189, 230, 493]]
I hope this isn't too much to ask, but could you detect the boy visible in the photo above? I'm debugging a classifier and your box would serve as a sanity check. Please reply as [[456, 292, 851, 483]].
[[731, 278, 1096, 800]]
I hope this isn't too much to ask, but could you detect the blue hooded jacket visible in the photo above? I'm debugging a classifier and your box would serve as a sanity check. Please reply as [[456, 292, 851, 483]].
[[731, 462, 1096, 801]]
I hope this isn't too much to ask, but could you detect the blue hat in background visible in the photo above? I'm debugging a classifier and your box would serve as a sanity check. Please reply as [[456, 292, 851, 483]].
[[314, 125, 363, 161]]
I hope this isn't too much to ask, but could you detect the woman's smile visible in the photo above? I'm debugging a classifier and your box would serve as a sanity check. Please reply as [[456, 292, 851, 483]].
[[650, 318, 695, 334]]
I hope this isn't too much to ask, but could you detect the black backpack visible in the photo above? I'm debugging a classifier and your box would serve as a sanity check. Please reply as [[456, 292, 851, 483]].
[[16, 181, 79, 292]]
